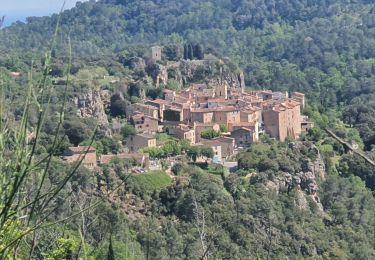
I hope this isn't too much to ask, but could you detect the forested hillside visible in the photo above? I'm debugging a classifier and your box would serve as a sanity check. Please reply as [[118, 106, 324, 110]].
[[1, 0, 375, 259], [1, 0, 375, 149]]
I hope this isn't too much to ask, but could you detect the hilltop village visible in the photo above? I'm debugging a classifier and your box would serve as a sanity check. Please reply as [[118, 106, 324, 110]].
[[127, 84, 308, 155], [63, 47, 312, 171]]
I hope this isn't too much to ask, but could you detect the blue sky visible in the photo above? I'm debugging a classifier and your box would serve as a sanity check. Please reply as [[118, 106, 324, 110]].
[[1, 0, 88, 26]]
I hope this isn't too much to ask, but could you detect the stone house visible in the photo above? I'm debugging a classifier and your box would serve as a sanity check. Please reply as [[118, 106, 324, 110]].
[[231, 128, 258, 148], [214, 136, 235, 160], [125, 134, 157, 152], [168, 124, 196, 144], [301, 115, 314, 132], [291, 92, 305, 108], [262, 100, 301, 141], [230, 121, 259, 142], [240, 107, 262, 124], [129, 103, 159, 119], [191, 109, 214, 124], [199, 140, 222, 163], [63, 146, 97, 169], [132, 113, 159, 134], [200, 136, 235, 162], [213, 107, 241, 126], [145, 99, 169, 121], [193, 122, 221, 143]]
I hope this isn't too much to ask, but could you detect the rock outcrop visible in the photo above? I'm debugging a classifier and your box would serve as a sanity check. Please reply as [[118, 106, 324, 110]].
[[165, 59, 246, 89], [146, 63, 168, 87], [74, 87, 110, 133], [263, 144, 326, 212]]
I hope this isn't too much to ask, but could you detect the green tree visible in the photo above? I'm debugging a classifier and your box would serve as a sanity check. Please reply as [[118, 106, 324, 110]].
[[200, 129, 220, 139], [110, 94, 127, 117], [108, 237, 115, 260], [121, 124, 136, 139], [194, 44, 204, 60]]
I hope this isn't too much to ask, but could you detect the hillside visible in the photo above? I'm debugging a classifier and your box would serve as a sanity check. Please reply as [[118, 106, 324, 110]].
[[1, 0, 375, 149], [1, 0, 375, 259]]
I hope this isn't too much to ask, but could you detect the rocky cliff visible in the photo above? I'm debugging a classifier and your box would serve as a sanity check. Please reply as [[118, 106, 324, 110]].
[[146, 58, 245, 89], [74, 86, 110, 133], [264, 142, 326, 213]]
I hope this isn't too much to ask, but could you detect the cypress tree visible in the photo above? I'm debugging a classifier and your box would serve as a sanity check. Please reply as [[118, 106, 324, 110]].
[[183, 44, 188, 60], [108, 236, 115, 260], [194, 44, 204, 60], [188, 43, 194, 60]]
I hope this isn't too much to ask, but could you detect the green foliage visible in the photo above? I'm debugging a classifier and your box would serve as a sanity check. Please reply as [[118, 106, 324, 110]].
[[47, 237, 79, 260], [110, 94, 127, 117], [141, 139, 190, 159], [64, 118, 93, 145], [163, 44, 182, 61], [127, 171, 172, 196], [165, 79, 180, 91], [200, 128, 220, 139], [219, 124, 228, 133], [107, 237, 115, 260], [2, 0, 375, 258], [338, 153, 375, 190], [121, 124, 136, 139]]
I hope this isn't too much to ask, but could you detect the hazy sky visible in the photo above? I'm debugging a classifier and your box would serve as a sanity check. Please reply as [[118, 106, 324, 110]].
[[1, 0, 88, 26]]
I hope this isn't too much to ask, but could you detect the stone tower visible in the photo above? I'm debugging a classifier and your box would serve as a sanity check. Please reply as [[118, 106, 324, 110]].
[[215, 82, 228, 99], [151, 46, 162, 61]]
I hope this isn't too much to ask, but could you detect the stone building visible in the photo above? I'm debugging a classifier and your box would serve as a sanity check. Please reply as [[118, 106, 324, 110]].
[[145, 99, 169, 122], [214, 136, 235, 160], [262, 100, 301, 141], [125, 134, 157, 152], [151, 46, 162, 61], [214, 83, 228, 99], [63, 146, 97, 169], [168, 124, 196, 144], [129, 103, 159, 120], [291, 92, 305, 108], [231, 128, 258, 148], [132, 113, 159, 134], [193, 122, 221, 143], [200, 136, 235, 162]]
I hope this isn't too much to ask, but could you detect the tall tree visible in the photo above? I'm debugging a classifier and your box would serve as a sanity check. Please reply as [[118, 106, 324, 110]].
[[108, 236, 115, 260], [194, 44, 204, 60], [188, 44, 194, 60]]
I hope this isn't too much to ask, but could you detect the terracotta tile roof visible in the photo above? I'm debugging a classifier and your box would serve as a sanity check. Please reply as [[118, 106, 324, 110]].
[[134, 103, 158, 110], [148, 99, 169, 105], [68, 146, 96, 153], [231, 122, 256, 127], [192, 106, 239, 113]]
